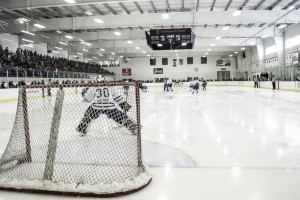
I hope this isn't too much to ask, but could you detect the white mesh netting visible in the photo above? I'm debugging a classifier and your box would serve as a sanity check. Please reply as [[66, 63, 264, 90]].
[[0, 82, 151, 196]]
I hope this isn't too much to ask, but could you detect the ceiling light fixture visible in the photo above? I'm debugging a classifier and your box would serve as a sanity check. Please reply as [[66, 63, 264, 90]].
[[162, 13, 169, 19], [55, 47, 63, 50], [77, 53, 83, 55], [278, 24, 287, 29], [100, 48, 105, 51], [59, 42, 68, 45], [182, 43, 187, 46], [222, 26, 229, 31], [65, 35, 73, 39], [207, 48, 211, 51], [64, 0, 76, 3], [85, 11, 93, 16], [33, 23, 46, 29], [83, 49, 88, 52], [205, 52, 208, 55], [142, 51, 146, 53], [157, 44, 163, 47], [111, 52, 115, 55], [94, 18, 104, 23], [56, 30, 62, 34], [211, 43, 215, 46], [21, 30, 35, 36], [229, 54, 233, 57], [147, 54, 151, 57], [22, 39, 33, 43], [136, 46, 140, 49], [216, 36, 221, 40], [234, 52, 238, 54], [233, 10, 242, 16], [114, 32, 121, 36], [127, 40, 133, 44]]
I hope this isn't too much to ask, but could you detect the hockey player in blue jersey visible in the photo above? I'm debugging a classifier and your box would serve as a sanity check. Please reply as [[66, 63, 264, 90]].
[[77, 84, 137, 137]]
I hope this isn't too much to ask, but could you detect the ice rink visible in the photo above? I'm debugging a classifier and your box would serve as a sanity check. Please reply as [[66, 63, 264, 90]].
[[1, 85, 300, 200]]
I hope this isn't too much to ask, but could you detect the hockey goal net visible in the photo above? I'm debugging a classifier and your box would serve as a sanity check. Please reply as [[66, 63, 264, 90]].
[[0, 82, 151, 196]]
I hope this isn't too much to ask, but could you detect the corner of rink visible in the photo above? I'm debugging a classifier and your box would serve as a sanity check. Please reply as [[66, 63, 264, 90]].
[[0, 164, 152, 197]]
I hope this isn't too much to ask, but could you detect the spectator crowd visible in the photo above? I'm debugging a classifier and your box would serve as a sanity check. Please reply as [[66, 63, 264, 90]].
[[0, 44, 113, 77]]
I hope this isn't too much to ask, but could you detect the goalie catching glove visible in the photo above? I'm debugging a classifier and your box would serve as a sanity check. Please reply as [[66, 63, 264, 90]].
[[119, 101, 131, 112]]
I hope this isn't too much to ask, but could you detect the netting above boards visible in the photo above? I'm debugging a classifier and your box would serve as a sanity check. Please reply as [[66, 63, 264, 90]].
[[0, 82, 151, 197]]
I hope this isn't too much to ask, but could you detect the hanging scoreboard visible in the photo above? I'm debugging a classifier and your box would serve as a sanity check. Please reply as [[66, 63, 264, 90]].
[[145, 28, 195, 50]]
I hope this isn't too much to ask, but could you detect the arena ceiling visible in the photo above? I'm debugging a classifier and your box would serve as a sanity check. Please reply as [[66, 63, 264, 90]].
[[0, 0, 300, 59]]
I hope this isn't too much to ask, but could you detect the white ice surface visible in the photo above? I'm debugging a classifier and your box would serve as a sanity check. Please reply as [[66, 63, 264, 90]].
[[1, 86, 300, 200]]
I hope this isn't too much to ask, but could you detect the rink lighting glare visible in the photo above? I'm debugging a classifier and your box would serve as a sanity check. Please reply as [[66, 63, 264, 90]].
[[127, 40, 133, 44], [142, 51, 146, 53], [136, 47, 140, 49], [21, 30, 35, 36], [205, 52, 208, 55], [162, 13, 169, 19], [59, 42, 68, 45], [93, 57, 97, 59], [52, 51, 59, 53], [83, 49, 88, 52], [147, 54, 151, 56], [33, 23, 46, 29], [222, 26, 229, 31], [56, 30, 62, 34], [176, 53, 179, 56], [288, 6, 295, 10], [114, 32, 121, 36], [120, 55, 124, 58], [216, 36, 221, 40], [241, 47, 245, 50], [211, 43, 215, 46], [207, 48, 211, 51], [65, 35, 74, 39], [111, 52, 115, 55], [262, 35, 268, 38], [55, 47, 63, 50], [234, 52, 238, 54], [100, 48, 105, 51], [85, 43, 92, 46], [233, 10, 242, 16], [22, 39, 33, 43], [94, 18, 104, 23], [99, 54, 103, 56], [77, 53, 83, 55], [64, 0, 76, 3], [229, 54, 233, 57]]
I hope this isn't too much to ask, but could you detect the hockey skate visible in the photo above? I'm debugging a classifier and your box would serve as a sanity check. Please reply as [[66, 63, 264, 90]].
[[76, 126, 87, 137], [128, 123, 139, 135]]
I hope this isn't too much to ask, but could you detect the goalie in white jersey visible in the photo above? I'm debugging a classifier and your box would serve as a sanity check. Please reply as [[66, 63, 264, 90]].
[[76, 85, 137, 136]]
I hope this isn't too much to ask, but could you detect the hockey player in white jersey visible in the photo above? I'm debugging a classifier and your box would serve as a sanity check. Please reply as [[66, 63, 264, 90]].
[[77, 85, 137, 136], [192, 79, 200, 94], [167, 78, 173, 92]]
